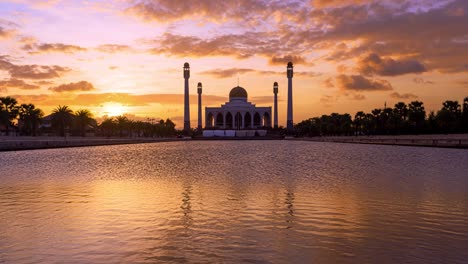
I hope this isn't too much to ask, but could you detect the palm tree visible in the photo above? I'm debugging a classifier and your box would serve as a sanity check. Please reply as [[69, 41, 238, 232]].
[[18, 103, 44, 136], [74, 109, 94, 137], [354, 111, 366, 135], [51, 105, 74, 137], [115, 115, 129, 137], [436, 100, 461, 133], [99, 117, 115, 137], [393, 102, 408, 134], [0, 96, 19, 135], [408, 101, 425, 133]]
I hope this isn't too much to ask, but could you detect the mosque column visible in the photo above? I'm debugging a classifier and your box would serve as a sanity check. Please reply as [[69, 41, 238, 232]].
[[232, 113, 235, 129], [223, 112, 226, 129], [241, 112, 245, 129], [273, 82, 278, 129], [197, 82, 202, 130], [287, 62, 294, 132], [251, 111, 254, 128], [183, 62, 190, 133]]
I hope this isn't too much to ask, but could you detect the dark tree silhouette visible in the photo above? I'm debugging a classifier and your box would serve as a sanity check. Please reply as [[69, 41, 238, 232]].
[[408, 101, 426, 133], [0, 96, 19, 135], [74, 109, 94, 137], [436, 100, 461, 133], [51, 105, 74, 137], [18, 103, 44, 136]]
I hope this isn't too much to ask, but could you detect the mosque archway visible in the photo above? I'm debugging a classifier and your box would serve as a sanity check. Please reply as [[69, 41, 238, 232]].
[[216, 113, 223, 127], [207, 112, 214, 128], [263, 112, 271, 127], [234, 112, 242, 130], [244, 112, 252, 128], [226, 112, 233, 129], [254, 112, 261, 128]]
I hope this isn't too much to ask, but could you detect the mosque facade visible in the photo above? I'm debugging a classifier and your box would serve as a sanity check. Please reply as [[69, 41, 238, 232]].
[[205, 86, 272, 129], [183, 62, 293, 134]]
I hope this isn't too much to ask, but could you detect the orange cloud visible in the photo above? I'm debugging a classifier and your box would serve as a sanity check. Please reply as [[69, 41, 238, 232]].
[[201, 67, 319, 78], [269, 55, 309, 65], [357, 53, 427, 76], [0, 26, 15, 39], [0, 56, 71, 79], [390, 92, 418, 99], [49, 81, 96, 93], [22, 43, 87, 54], [96, 44, 132, 53], [200, 68, 255, 78], [336, 74, 393, 91], [0, 78, 40, 91]]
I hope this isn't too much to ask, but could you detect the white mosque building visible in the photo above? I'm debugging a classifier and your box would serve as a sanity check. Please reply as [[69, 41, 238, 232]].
[[183, 62, 293, 137], [205, 86, 272, 130]]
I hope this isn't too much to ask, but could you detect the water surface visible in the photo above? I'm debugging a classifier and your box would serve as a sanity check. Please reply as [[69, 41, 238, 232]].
[[1, 141, 467, 263]]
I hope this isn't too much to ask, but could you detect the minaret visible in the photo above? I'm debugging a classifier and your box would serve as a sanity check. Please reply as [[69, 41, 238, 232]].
[[183, 62, 190, 132], [197, 82, 202, 130], [286, 62, 294, 132], [273, 82, 278, 129]]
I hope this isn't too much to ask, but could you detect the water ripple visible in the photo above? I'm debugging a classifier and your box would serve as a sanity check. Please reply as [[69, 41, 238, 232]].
[[1, 141, 468, 263]]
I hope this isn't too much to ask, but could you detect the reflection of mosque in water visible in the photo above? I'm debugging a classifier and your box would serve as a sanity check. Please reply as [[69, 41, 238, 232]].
[[205, 86, 272, 129]]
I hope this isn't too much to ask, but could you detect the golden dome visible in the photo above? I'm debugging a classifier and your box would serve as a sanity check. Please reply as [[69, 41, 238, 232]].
[[229, 86, 248, 99]]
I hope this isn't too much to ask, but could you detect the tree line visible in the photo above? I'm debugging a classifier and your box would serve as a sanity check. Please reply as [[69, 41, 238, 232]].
[[0, 96, 177, 137], [295, 97, 468, 137]]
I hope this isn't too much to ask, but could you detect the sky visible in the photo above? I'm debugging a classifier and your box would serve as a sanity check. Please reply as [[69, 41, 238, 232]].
[[0, 0, 467, 127]]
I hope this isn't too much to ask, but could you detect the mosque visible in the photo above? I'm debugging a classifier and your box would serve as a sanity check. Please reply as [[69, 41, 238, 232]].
[[205, 86, 272, 130], [183, 62, 294, 136]]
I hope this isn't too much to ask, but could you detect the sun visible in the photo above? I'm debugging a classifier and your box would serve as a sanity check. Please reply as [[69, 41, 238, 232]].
[[102, 102, 127, 117]]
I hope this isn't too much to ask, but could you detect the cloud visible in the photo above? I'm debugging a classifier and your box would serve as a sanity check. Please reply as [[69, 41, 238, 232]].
[[49, 81, 96, 93], [0, 56, 71, 79], [201, 67, 319, 78], [0, 26, 16, 39], [456, 80, 468, 87], [130, 1, 468, 74], [351, 94, 366, 100], [34, 80, 55, 85], [250, 96, 282, 104], [96, 44, 132, 53], [22, 43, 87, 54], [389, 92, 418, 99], [324, 77, 335, 88], [149, 32, 283, 59], [126, 0, 273, 23], [320, 94, 338, 104], [316, 0, 468, 73], [312, 0, 374, 9], [0, 19, 17, 39], [0, 78, 40, 90], [269, 55, 309, 65], [413, 77, 434, 84], [200, 68, 255, 78], [357, 53, 427, 76], [336, 74, 393, 91]]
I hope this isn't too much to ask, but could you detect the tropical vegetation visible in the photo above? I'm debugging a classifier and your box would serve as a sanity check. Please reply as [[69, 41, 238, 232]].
[[295, 97, 468, 137], [1, 96, 178, 137]]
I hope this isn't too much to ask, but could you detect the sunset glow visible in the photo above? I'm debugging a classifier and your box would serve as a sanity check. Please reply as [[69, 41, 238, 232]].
[[0, 0, 467, 127], [102, 102, 127, 117]]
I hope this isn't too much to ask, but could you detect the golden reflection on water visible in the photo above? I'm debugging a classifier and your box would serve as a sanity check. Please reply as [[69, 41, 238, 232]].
[[1, 141, 468, 263]]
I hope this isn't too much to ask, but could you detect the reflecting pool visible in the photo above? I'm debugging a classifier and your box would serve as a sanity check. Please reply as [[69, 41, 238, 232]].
[[1, 141, 467, 263]]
